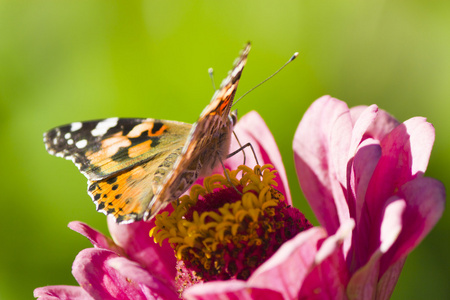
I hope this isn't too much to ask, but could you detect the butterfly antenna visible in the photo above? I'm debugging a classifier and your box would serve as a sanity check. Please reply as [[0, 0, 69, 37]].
[[208, 67, 217, 91], [232, 52, 299, 107]]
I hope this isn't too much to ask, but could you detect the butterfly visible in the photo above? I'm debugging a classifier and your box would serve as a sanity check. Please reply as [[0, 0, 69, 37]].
[[43, 43, 250, 224]]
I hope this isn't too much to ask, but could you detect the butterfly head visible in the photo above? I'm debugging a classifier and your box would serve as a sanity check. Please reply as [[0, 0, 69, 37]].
[[230, 109, 238, 126]]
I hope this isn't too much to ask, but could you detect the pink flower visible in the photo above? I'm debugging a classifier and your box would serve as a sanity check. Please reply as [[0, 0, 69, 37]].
[[34, 218, 180, 299], [292, 96, 445, 299], [35, 98, 445, 300]]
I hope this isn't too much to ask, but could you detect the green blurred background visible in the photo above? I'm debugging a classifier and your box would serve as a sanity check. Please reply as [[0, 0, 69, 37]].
[[0, 0, 448, 299]]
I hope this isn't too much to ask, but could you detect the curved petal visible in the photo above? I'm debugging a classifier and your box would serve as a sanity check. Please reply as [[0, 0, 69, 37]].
[[347, 238, 406, 300], [348, 175, 444, 300], [293, 96, 350, 233], [362, 118, 437, 258], [375, 257, 406, 300], [34, 285, 93, 300], [347, 199, 403, 300], [379, 177, 445, 275], [72, 248, 147, 300], [346, 248, 382, 300], [68, 221, 125, 256], [344, 105, 378, 257], [184, 280, 284, 300], [108, 257, 178, 300], [299, 251, 349, 300], [403, 118, 435, 174], [248, 227, 327, 300], [298, 220, 354, 300], [378, 198, 406, 254], [107, 212, 177, 286], [349, 194, 405, 285], [347, 105, 379, 161], [366, 117, 435, 224], [227, 111, 292, 204], [350, 106, 400, 141], [349, 139, 381, 226], [348, 139, 382, 268]]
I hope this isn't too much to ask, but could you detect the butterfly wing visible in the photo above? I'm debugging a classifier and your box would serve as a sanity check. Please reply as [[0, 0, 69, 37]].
[[87, 147, 183, 223], [44, 118, 191, 180], [145, 43, 251, 220], [44, 43, 251, 224], [44, 118, 192, 223]]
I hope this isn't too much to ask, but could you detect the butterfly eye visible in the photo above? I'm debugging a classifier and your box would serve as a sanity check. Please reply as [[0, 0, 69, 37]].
[[230, 109, 238, 125]]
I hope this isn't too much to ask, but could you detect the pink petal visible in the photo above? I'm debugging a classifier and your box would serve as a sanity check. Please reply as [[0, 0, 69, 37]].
[[355, 117, 436, 263], [293, 96, 350, 233], [347, 105, 379, 161], [184, 280, 284, 300], [329, 102, 353, 188], [348, 175, 444, 300], [72, 248, 147, 300], [365, 117, 435, 225], [107, 212, 177, 285], [347, 252, 406, 300], [298, 220, 354, 300], [34, 286, 93, 300], [346, 248, 382, 300], [403, 117, 435, 174], [348, 139, 382, 226], [108, 257, 178, 300], [227, 111, 292, 205], [299, 253, 349, 300], [379, 198, 406, 254], [349, 195, 405, 284], [346, 197, 403, 300], [68, 221, 125, 256], [379, 177, 445, 275], [248, 227, 327, 300], [344, 105, 378, 256], [349, 106, 401, 227], [350, 106, 400, 141], [346, 196, 406, 299], [375, 257, 406, 300]]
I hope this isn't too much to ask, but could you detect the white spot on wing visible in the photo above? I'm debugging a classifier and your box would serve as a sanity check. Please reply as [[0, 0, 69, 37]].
[[231, 66, 241, 78], [91, 117, 119, 137], [71, 122, 82, 132], [76, 139, 88, 149], [67, 139, 74, 145], [65, 132, 71, 139]]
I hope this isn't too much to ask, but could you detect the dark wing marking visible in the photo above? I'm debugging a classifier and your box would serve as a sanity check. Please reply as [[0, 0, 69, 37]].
[[44, 118, 192, 180], [88, 146, 183, 223]]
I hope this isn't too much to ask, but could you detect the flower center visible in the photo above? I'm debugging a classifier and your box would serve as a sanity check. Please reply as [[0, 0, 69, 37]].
[[150, 164, 312, 293]]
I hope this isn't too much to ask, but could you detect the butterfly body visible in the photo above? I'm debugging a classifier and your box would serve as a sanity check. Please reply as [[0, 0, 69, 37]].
[[44, 44, 250, 223]]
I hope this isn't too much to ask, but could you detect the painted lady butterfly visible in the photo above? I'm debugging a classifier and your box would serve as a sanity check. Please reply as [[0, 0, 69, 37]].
[[44, 43, 250, 224]]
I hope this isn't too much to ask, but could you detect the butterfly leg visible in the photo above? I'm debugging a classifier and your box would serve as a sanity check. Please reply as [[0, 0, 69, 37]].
[[219, 158, 243, 195], [231, 131, 246, 165], [227, 140, 260, 166]]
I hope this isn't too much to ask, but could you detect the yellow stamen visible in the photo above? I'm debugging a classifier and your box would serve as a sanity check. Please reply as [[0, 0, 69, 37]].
[[149, 164, 307, 282]]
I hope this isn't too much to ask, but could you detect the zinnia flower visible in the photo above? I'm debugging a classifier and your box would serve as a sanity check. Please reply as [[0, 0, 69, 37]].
[[34, 96, 445, 300], [292, 96, 445, 299]]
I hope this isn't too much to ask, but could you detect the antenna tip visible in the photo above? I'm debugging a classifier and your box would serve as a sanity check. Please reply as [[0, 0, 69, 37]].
[[208, 68, 214, 74], [289, 52, 299, 62]]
